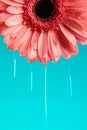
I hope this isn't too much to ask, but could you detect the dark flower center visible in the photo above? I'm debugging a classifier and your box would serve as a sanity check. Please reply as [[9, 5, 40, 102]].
[[34, 0, 55, 19]]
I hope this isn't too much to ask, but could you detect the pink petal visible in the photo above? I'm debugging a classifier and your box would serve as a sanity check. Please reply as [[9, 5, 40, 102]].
[[0, 24, 18, 35], [6, 14, 23, 26], [38, 31, 50, 64], [13, 0, 24, 4], [64, 0, 87, 7], [4, 34, 11, 44], [58, 24, 78, 55], [0, 1, 7, 11], [60, 46, 73, 59], [48, 30, 61, 62], [12, 26, 27, 50], [19, 29, 33, 56], [27, 47, 37, 63], [4, 34, 15, 50], [0, 12, 11, 22], [64, 18, 87, 44], [64, 7, 86, 20], [26, 31, 40, 62], [7, 6, 24, 14], [1, 0, 23, 7], [31, 30, 40, 50], [11, 23, 24, 37]]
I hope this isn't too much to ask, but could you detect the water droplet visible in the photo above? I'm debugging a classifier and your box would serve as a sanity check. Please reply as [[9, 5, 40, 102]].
[[44, 65, 47, 126], [29, 64, 33, 92], [69, 75, 72, 97], [13, 59, 16, 78], [67, 66, 73, 98], [30, 71, 33, 92], [13, 52, 16, 78]]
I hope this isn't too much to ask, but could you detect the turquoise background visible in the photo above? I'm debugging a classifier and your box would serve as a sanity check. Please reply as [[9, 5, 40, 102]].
[[0, 35, 87, 130]]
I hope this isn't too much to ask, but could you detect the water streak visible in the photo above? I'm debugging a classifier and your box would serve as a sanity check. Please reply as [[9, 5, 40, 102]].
[[44, 65, 47, 124], [30, 71, 33, 92], [67, 66, 73, 98], [29, 64, 33, 92], [69, 75, 72, 97], [13, 59, 16, 78]]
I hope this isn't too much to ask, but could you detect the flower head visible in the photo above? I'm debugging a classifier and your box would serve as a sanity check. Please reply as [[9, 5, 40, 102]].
[[0, 0, 87, 64]]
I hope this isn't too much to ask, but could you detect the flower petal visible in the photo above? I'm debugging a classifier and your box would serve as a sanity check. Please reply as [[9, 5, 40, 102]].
[[7, 6, 24, 14], [11, 23, 24, 37], [31, 31, 40, 50], [27, 47, 37, 63], [13, 0, 24, 4], [12, 26, 27, 50], [0, 1, 7, 11], [48, 30, 61, 62], [6, 14, 23, 26], [64, 18, 87, 44], [26, 31, 40, 62], [19, 28, 33, 56], [0, 24, 18, 35], [0, 12, 11, 22], [4, 34, 15, 50], [64, 0, 87, 8], [1, 0, 23, 7], [58, 24, 78, 55], [38, 31, 50, 64]]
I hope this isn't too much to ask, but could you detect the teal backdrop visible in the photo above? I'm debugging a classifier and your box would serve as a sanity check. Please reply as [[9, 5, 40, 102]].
[[0, 35, 87, 130]]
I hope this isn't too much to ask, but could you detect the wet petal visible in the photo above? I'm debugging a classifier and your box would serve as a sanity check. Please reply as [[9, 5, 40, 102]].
[[19, 28, 33, 56], [31, 31, 40, 50], [27, 47, 37, 63], [12, 26, 27, 50], [38, 31, 50, 64], [48, 30, 61, 62]]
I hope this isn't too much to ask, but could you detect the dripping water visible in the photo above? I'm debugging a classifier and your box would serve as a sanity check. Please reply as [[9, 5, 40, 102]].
[[13, 59, 16, 78], [69, 75, 72, 97], [30, 71, 33, 92], [67, 66, 73, 98], [13, 53, 16, 78], [30, 64, 33, 92], [44, 65, 47, 127]]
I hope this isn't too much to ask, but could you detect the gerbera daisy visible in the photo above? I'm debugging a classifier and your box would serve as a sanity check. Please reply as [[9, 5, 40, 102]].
[[0, 0, 87, 64]]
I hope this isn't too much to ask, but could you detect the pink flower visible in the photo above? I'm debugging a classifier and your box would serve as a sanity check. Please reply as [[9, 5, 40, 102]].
[[0, 0, 87, 64]]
